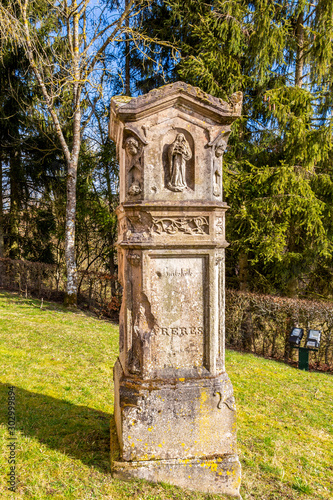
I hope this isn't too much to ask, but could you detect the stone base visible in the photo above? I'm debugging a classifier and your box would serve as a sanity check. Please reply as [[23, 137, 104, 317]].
[[114, 359, 239, 462], [113, 359, 242, 498], [112, 455, 242, 498]]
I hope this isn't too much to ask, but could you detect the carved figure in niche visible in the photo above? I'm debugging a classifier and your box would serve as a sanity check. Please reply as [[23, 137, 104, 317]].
[[167, 133, 192, 192], [213, 141, 227, 197], [125, 136, 142, 196]]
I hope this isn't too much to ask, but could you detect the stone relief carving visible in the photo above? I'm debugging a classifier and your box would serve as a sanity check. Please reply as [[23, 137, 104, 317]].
[[213, 141, 227, 197], [119, 217, 129, 238], [215, 254, 224, 265], [213, 390, 236, 411], [208, 131, 230, 198], [215, 141, 227, 157], [122, 212, 152, 241], [124, 136, 143, 196], [151, 216, 209, 235], [228, 90, 243, 114], [215, 216, 224, 235], [127, 253, 141, 266], [167, 133, 192, 192]]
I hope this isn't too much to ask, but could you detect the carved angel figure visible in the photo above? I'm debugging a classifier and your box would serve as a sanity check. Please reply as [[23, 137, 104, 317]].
[[125, 136, 142, 196], [167, 133, 192, 192], [125, 136, 139, 156]]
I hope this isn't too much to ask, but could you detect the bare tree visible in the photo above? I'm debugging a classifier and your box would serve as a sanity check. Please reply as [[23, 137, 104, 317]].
[[0, 0, 166, 305]]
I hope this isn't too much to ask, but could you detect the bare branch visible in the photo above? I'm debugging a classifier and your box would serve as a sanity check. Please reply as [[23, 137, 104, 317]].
[[19, 0, 71, 164], [83, 0, 135, 78]]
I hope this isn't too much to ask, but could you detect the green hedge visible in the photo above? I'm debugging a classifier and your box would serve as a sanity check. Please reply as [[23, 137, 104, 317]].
[[225, 290, 333, 369]]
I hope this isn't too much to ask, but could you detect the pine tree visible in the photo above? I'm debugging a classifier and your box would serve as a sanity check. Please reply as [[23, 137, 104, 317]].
[[134, 0, 333, 297]]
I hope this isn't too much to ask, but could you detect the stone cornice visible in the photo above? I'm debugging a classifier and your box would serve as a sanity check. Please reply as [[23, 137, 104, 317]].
[[110, 81, 242, 124]]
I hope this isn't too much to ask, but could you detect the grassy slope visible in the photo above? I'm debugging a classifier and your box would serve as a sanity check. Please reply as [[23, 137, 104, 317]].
[[0, 291, 332, 500]]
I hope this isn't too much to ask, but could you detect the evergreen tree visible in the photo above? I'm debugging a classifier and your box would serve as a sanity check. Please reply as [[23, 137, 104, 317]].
[[134, 0, 333, 297]]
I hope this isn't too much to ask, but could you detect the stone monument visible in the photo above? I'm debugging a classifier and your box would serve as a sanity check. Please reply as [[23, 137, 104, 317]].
[[109, 82, 242, 498]]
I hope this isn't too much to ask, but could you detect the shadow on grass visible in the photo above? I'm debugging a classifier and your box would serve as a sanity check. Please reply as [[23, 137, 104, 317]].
[[0, 382, 118, 473]]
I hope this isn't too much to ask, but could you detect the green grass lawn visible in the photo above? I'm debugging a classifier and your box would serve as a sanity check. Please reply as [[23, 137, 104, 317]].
[[0, 290, 332, 500]]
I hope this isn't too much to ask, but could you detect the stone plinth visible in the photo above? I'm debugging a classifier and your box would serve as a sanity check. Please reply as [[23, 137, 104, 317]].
[[109, 82, 242, 498]]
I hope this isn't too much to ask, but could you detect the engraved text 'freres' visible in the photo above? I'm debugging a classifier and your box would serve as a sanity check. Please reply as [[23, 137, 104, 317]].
[[153, 326, 203, 336]]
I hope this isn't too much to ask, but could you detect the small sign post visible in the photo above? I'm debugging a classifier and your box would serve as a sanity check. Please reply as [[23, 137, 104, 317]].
[[289, 328, 321, 371]]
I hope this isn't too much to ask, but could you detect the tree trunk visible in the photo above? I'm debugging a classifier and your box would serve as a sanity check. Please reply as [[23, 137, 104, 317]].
[[295, 10, 304, 88], [64, 4, 81, 307], [64, 158, 78, 306], [125, 0, 131, 96], [105, 161, 117, 292], [9, 148, 22, 259]]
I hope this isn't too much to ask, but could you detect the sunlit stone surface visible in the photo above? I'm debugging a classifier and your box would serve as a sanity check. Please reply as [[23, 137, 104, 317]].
[[109, 82, 242, 498]]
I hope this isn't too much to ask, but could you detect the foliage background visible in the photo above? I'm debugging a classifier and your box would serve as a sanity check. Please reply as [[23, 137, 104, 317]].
[[1, 0, 333, 300]]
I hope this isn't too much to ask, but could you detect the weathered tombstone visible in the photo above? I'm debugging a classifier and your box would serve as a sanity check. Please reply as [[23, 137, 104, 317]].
[[109, 82, 242, 498]]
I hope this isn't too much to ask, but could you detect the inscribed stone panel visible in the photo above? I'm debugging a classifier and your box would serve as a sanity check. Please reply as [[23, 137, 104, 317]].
[[149, 256, 205, 369]]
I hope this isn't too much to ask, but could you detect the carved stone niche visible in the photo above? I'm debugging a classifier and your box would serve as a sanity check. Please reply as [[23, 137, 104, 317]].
[[207, 130, 230, 200], [110, 82, 242, 203], [162, 128, 194, 192], [122, 127, 147, 199], [109, 82, 243, 499]]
